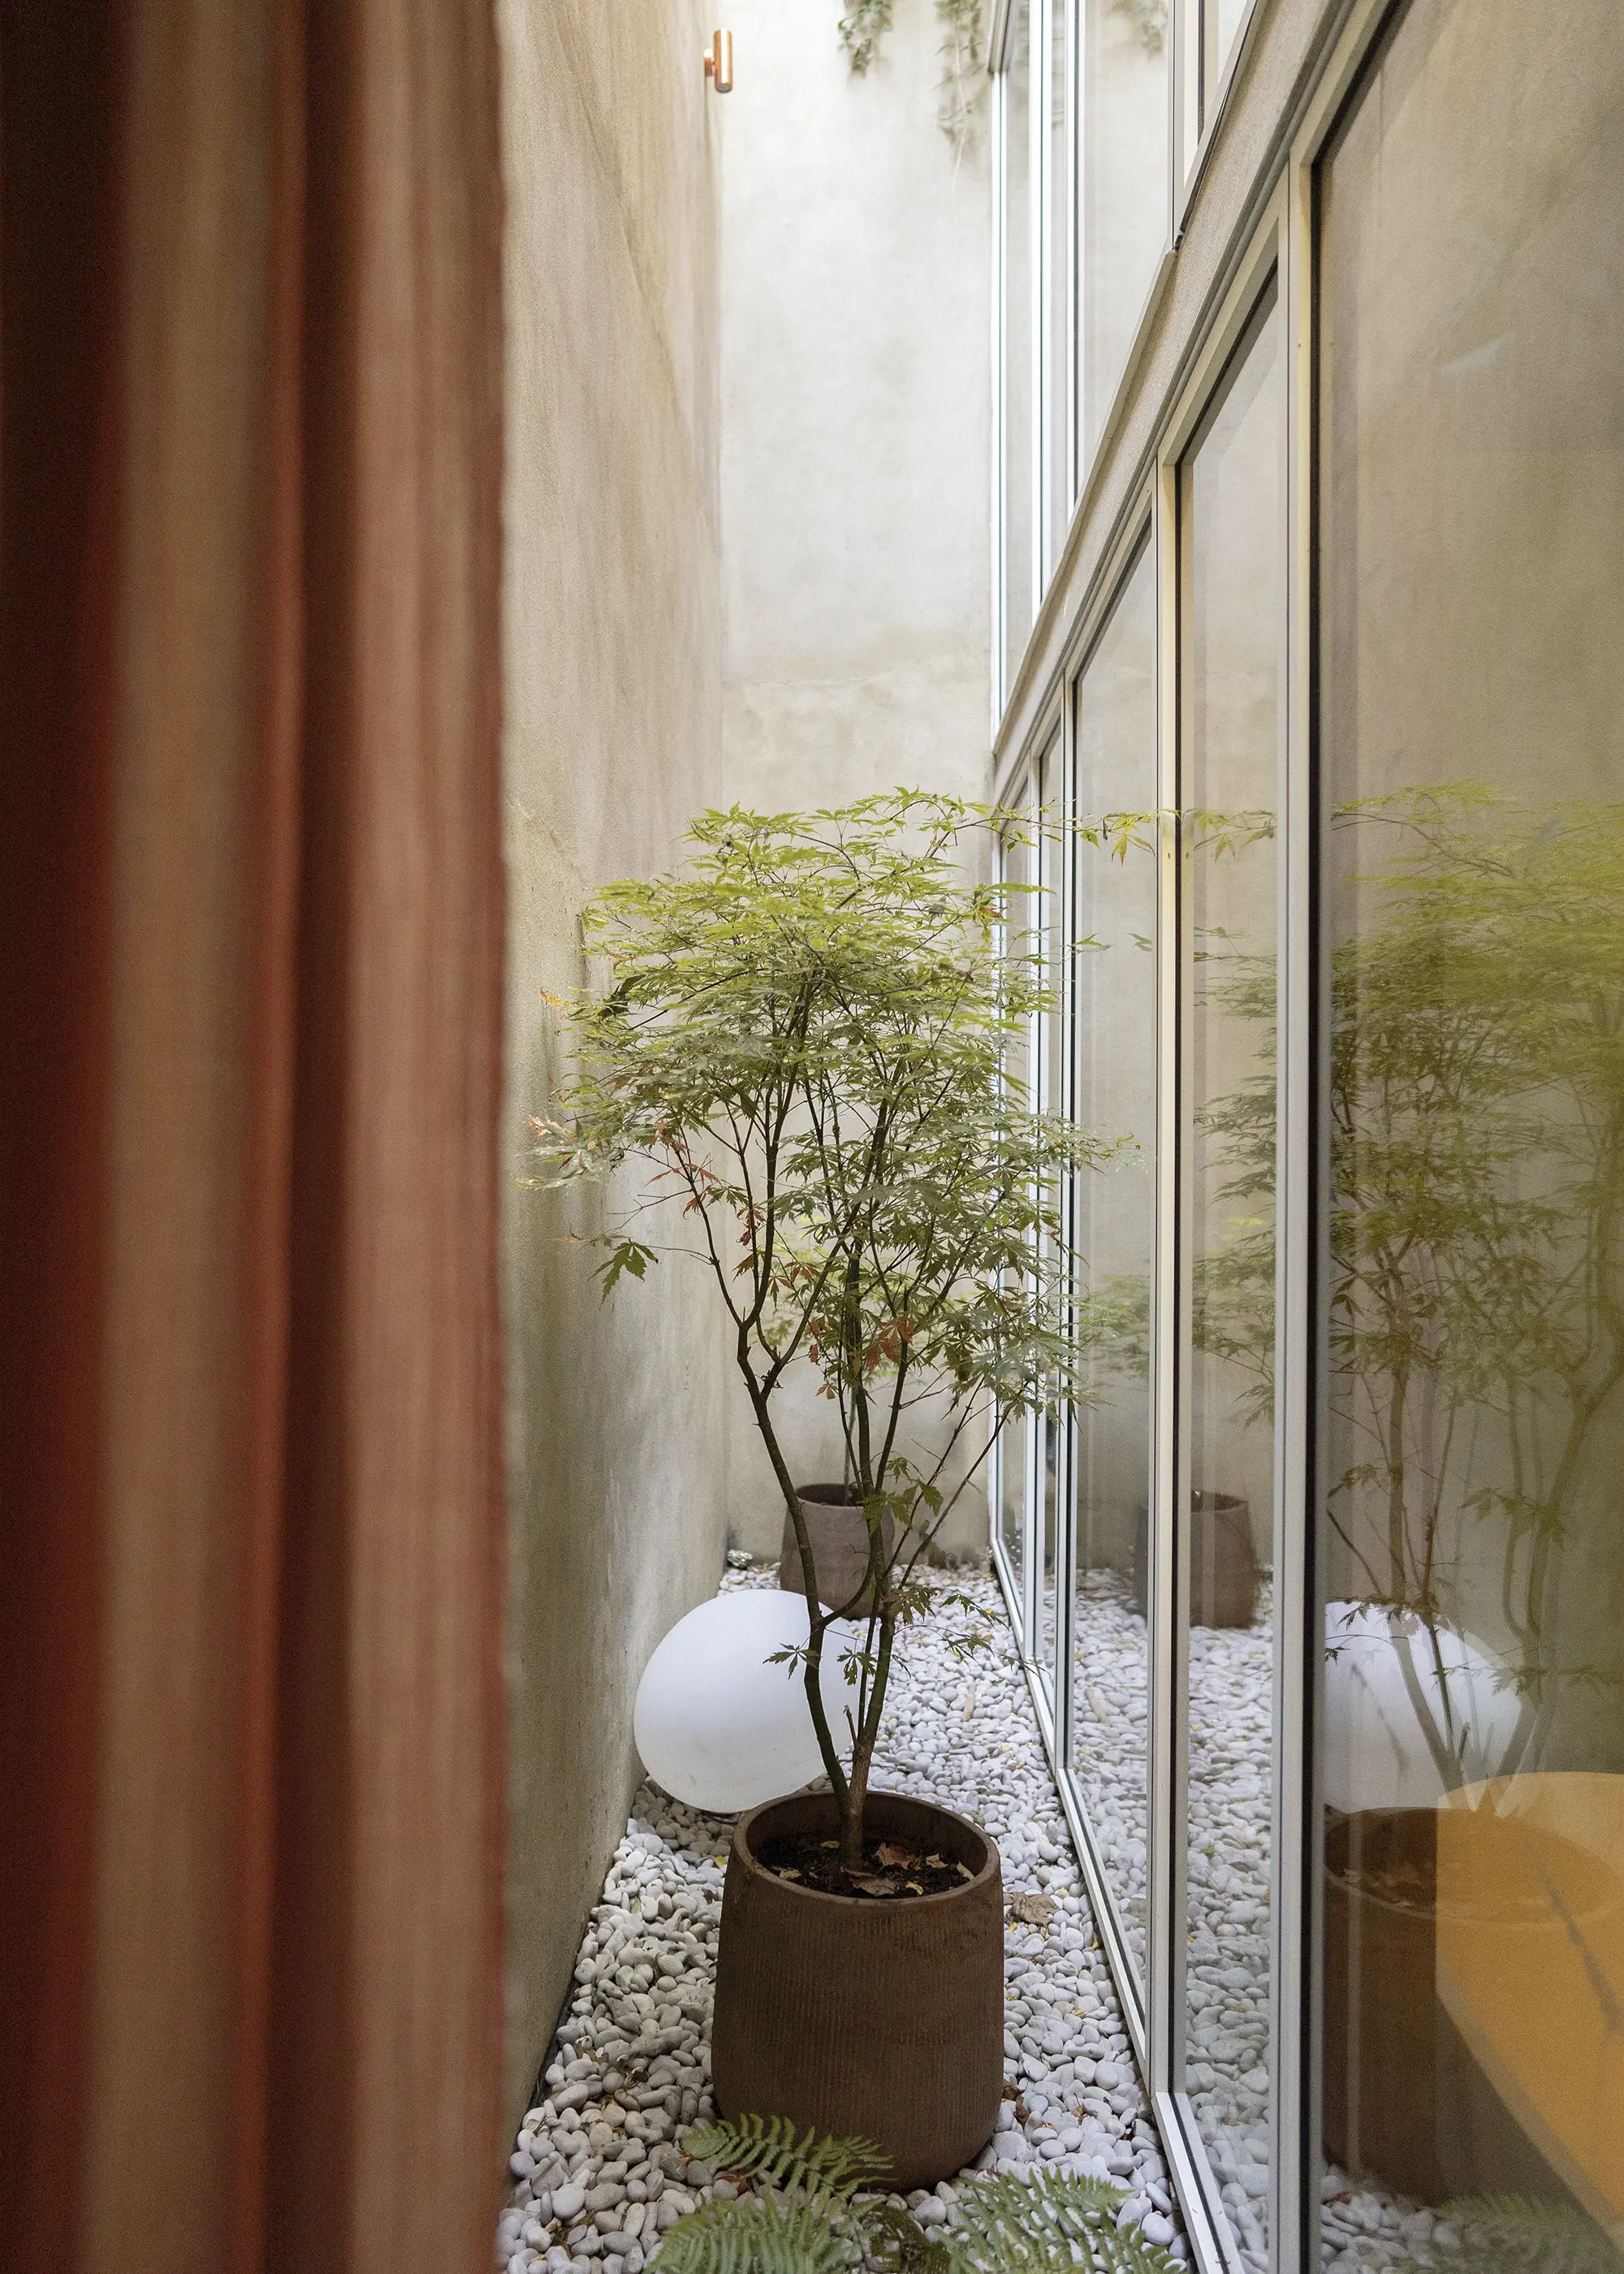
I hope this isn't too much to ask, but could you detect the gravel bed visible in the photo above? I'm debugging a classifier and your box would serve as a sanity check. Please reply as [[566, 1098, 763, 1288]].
[[1067, 1571, 1433, 2272], [495, 1563, 1187, 2272], [1186, 1597, 1274, 2269], [1069, 1571, 1151, 1974]]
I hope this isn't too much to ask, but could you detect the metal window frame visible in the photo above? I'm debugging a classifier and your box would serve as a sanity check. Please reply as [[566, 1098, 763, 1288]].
[[1036, 0, 1081, 581], [1172, 0, 1266, 233], [1150, 189, 1287, 2274], [991, 0, 1047, 728], [989, 2, 1419, 2267]]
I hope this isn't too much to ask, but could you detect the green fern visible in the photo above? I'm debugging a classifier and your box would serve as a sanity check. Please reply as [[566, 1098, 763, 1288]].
[[683, 2116, 892, 2205], [651, 2121, 1180, 2274], [938, 2172, 1181, 2272], [1400, 2195, 1622, 2274], [654, 2196, 855, 2274]]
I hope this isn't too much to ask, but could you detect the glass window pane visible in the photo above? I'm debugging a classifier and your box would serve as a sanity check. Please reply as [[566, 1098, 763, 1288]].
[[1000, 1410, 1030, 1614], [1043, 0, 1071, 572], [1000, 780, 1036, 1614], [1207, 0, 1250, 108], [1078, 0, 1168, 474], [1317, 3, 1624, 2262], [1070, 539, 1159, 1984], [1002, 1, 1034, 696], [1181, 284, 1283, 2272], [1038, 736, 1065, 1690]]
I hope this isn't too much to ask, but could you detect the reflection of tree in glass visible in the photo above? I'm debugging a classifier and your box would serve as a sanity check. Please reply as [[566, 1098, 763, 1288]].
[[1073, 808, 1276, 1400], [1203, 787, 1624, 1775]]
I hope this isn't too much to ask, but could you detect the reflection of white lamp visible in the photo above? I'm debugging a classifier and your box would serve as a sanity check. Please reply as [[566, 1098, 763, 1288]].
[[633, 1590, 860, 1814], [1324, 1601, 1522, 1814]]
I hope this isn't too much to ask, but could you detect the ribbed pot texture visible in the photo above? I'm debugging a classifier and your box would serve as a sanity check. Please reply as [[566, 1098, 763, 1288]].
[[710, 1791, 1003, 2190], [778, 1484, 895, 1618]]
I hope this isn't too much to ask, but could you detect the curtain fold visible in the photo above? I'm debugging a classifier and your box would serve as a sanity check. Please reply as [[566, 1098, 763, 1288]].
[[0, 4, 507, 2270]]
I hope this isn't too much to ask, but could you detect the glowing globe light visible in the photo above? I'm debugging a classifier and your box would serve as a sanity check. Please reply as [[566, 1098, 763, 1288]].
[[1324, 1600, 1522, 1814], [633, 1589, 860, 1814]]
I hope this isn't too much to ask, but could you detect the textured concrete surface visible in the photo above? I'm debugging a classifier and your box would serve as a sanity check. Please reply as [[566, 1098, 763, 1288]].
[[716, 0, 996, 1556], [499, 0, 728, 2125]]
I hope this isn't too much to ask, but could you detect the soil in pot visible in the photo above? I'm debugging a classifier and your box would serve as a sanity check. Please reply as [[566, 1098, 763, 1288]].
[[711, 1789, 1003, 2190], [778, 1483, 895, 1618], [757, 1825, 975, 1900]]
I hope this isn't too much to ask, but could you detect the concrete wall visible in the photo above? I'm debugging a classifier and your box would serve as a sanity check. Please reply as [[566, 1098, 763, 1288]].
[[717, 0, 996, 1555], [499, 0, 728, 2124]]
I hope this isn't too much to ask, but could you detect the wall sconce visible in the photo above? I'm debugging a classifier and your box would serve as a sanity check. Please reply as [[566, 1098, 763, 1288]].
[[704, 29, 733, 93]]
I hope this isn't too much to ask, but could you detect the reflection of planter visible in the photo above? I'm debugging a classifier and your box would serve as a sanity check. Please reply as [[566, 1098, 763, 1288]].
[[1324, 1808, 1445, 2201], [1324, 1801, 1622, 2211], [711, 1791, 1002, 2190], [1190, 1491, 1259, 1628], [779, 1484, 894, 1617], [1130, 1490, 1257, 1627]]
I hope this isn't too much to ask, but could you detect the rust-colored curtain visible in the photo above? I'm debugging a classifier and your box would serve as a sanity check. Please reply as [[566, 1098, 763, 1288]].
[[0, 2, 507, 2271]]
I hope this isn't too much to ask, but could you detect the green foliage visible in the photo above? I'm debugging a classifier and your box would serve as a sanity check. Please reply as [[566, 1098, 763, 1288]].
[[837, 1, 987, 149], [938, 2172, 1181, 2272], [527, 793, 1113, 1857], [1187, 785, 1624, 1766], [683, 2116, 892, 2202], [1399, 2194, 1622, 2273], [1108, 0, 1167, 57], [652, 2119, 1181, 2274], [655, 2198, 853, 2274], [838, 0, 893, 71], [933, 0, 987, 147]]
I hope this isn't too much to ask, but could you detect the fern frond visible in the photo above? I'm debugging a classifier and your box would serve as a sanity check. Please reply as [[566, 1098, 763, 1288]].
[[941, 2173, 1178, 2273], [861, 2198, 955, 2273], [653, 2195, 853, 2274], [1406, 2195, 1622, 2274], [682, 2115, 892, 2203]]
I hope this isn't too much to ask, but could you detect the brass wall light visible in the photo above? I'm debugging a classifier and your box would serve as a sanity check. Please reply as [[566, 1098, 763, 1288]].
[[703, 29, 733, 92]]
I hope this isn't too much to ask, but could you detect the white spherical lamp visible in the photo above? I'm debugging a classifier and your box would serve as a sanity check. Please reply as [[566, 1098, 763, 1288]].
[[633, 1589, 859, 1814], [1324, 1601, 1522, 1814]]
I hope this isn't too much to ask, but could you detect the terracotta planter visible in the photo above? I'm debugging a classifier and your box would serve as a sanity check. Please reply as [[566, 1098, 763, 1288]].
[[1324, 1807, 1445, 2201], [710, 1790, 1003, 2189], [778, 1483, 895, 1618]]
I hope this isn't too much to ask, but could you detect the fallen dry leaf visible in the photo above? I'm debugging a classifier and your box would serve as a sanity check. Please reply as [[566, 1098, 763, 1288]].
[[925, 1852, 947, 1869], [876, 1841, 915, 1869]]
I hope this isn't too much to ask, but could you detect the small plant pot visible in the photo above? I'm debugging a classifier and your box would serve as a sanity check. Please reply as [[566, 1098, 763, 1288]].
[[778, 1483, 895, 1619], [710, 1790, 1003, 2190], [1129, 1489, 1258, 1628]]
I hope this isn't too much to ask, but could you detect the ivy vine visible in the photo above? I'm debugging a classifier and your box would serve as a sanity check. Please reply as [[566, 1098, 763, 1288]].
[[838, 0, 988, 148]]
